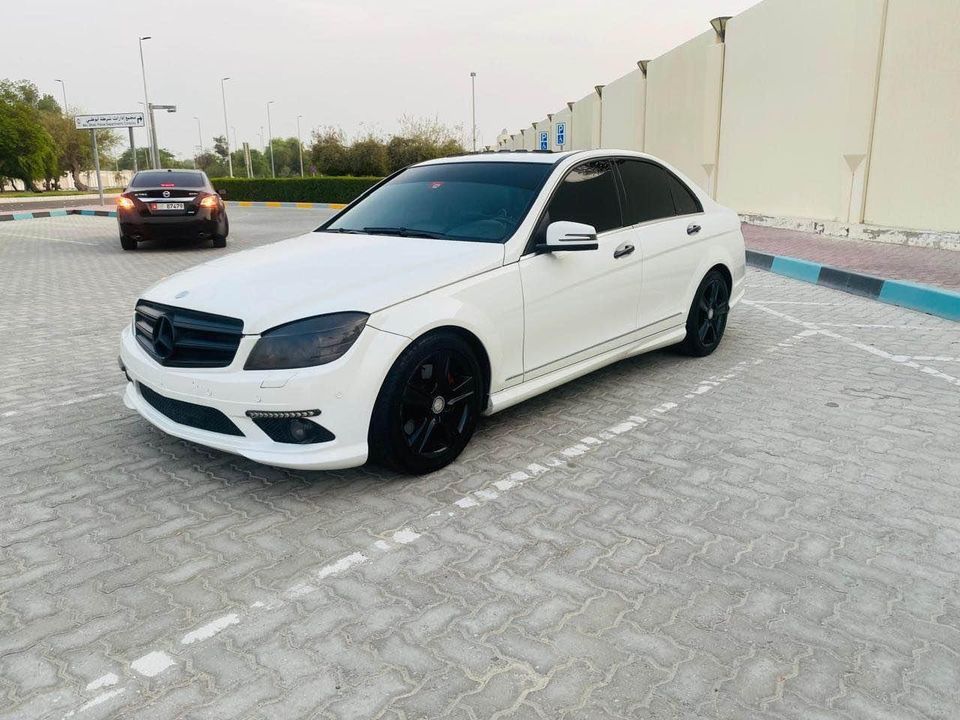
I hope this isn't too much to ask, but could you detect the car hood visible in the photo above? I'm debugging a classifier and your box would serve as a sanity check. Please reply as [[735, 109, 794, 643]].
[[140, 231, 505, 334]]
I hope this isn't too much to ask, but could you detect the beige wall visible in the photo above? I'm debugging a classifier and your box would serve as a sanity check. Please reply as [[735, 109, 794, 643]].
[[550, 107, 572, 151], [599, 67, 645, 151], [865, 0, 960, 232], [571, 90, 601, 150], [497, 0, 959, 232], [521, 127, 537, 151], [717, 0, 886, 221], [644, 31, 724, 196]]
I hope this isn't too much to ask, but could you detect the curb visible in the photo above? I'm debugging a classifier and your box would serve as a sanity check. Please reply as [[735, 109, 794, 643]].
[[0, 208, 116, 221], [230, 200, 347, 210], [746, 250, 960, 322]]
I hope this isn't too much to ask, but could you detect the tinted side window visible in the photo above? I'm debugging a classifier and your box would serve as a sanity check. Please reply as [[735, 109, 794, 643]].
[[667, 174, 702, 215], [546, 160, 621, 233], [616, 160, 677, 225]]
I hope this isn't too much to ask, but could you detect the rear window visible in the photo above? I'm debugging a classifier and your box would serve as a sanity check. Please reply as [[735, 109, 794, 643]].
[[130, 171, 206, 188]]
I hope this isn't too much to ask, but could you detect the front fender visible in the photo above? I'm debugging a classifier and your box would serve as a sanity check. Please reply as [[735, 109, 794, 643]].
[[366, 265, 523, 393]]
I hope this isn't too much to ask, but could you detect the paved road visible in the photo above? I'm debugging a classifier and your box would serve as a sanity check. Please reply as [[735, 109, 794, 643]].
[[743, 224, 960, 291], [2, 210, 959, 720]]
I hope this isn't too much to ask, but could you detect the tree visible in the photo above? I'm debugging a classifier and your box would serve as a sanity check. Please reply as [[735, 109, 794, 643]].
[[346, 134, 389, 177], [117, 146, 192, 171], [0, 79, 58, 190], [310, 127, 349, 176]]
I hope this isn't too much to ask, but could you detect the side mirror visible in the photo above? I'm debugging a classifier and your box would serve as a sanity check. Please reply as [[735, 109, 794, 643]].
[[216, 188, 227, 200], [535, 221, 599, 253]]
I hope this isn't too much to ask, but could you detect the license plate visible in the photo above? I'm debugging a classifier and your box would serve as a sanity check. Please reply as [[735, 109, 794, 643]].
[[155, 202, 184, 211]]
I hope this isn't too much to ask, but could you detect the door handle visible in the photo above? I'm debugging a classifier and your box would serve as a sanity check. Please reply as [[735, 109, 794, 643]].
[[687, 223, 702, 236], [613, 243, 635, 259]]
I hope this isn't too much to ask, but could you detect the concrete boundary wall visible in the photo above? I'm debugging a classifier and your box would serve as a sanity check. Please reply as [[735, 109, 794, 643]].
[[599, 67, 646, 152], [570, 90, 601, 151], [497, 0, 960, 233]]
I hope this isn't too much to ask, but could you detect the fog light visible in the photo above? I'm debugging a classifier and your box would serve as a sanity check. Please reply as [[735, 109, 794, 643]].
[[250, 415, 335, 445]]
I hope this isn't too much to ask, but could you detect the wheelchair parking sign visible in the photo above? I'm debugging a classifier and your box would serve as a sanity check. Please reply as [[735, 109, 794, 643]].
[[555, 122, 566, 148], [539, 131, 549, 151]]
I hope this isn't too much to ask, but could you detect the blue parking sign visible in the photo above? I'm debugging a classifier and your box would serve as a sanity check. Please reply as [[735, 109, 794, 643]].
[[539, 131, 549, 151], [555, 122, 566, 147]]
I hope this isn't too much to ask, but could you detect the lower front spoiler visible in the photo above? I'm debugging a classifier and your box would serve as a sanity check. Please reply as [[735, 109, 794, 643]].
[[122, 382, 369, 471]]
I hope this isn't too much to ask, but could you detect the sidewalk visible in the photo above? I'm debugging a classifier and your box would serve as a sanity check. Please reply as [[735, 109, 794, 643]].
[[0, 194, 118, 212], [742, 224, 960, 291]]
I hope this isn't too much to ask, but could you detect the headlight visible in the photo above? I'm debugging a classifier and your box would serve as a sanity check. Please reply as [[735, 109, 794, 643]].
[[244, 312, 369, 370]]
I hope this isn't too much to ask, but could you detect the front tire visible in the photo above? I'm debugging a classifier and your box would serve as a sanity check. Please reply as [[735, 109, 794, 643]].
[[369, 332, 484, 475], [678, 270, 730, 357]]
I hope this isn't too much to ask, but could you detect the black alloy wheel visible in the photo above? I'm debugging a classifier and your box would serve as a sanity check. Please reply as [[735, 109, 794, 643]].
[[370, 332, 484, 474], [679, 270, 730, 356]]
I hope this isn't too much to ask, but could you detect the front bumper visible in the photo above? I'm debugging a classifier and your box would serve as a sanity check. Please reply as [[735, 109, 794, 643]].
[[119, 323, 408, 470]]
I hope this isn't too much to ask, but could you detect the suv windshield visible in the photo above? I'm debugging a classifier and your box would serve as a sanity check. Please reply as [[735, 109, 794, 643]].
[[130, 171, 207, 188], [322, 161, 553, 243]]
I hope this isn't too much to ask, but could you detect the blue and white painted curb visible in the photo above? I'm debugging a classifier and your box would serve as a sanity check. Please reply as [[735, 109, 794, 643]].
[[0, 208, 116, 221], [746, 250, 960, 323]]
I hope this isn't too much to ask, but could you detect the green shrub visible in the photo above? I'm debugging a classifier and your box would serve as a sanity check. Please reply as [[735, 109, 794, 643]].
[[210, 176, 382, 204]]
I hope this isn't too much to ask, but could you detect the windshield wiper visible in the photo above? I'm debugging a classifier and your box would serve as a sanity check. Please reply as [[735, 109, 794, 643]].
[[316, 227, 364, 234], [362, 226, 448, 239]]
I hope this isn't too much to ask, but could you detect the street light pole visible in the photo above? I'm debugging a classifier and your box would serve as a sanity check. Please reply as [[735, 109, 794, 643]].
[[297, 114, 304, 177], [470, 71, 477, 152], [194, 116, 203, 165], [54, 79, 67, 113], [266, 101, 276, 178], [138, 36, 155, 168], [220, 77, 233, 177]]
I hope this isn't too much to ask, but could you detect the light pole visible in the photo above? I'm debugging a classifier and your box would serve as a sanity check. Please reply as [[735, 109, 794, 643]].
[[138, 36, 157, 168], [148, 104, 176, 168], [297, 114, 304, 177], [54, 79, 67, 113], [194, 116, 203, 166], [220, 77, 233, 177], [470, 71, 477, 152], [266, 101, 276, 178]]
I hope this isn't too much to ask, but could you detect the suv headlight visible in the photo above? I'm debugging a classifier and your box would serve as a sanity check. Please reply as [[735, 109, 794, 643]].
[[244, 312, 369, 370]]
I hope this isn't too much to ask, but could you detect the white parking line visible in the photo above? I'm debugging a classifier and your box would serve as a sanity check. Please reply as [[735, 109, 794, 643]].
[[744, 300, 960, 389]]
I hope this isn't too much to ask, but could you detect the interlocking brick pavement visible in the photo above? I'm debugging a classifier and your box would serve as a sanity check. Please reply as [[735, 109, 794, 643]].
[[743, 223, 960, 290], [1, 211, 959, 719]]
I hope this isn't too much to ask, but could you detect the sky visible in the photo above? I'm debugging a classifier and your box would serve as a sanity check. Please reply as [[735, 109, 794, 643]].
[[6, 0, 760, 159]]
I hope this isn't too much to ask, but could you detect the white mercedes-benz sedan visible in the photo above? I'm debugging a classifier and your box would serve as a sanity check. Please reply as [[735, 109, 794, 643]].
[[119, 150, 745, 474]]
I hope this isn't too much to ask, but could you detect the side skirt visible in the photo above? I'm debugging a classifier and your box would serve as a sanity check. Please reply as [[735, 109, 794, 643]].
[[485, 325, 686, 415]]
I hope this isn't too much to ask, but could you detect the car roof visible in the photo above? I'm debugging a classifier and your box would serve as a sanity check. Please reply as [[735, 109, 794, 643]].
[[416, 151, 580, 167]]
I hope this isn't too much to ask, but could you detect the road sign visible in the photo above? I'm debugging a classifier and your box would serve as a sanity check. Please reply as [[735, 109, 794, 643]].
[[75, 112, 145, 130], [539, 131, 549, 151], [555, 122, 566, 147]]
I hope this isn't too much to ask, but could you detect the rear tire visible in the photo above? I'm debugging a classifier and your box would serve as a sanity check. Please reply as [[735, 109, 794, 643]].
[[678, 270, 730, 357], [369, 332, 484, 475], [212, 216, 228, 248], [120, 234, 137, 251]]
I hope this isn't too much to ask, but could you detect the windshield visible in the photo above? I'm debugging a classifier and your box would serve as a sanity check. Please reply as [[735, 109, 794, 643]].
[[130, 171, 207, 188], [321, 161, 553, 243]]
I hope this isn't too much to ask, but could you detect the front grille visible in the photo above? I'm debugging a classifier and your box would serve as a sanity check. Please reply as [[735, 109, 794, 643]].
[[135, 300, 243, 368], [139, 383, 243, 436]]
